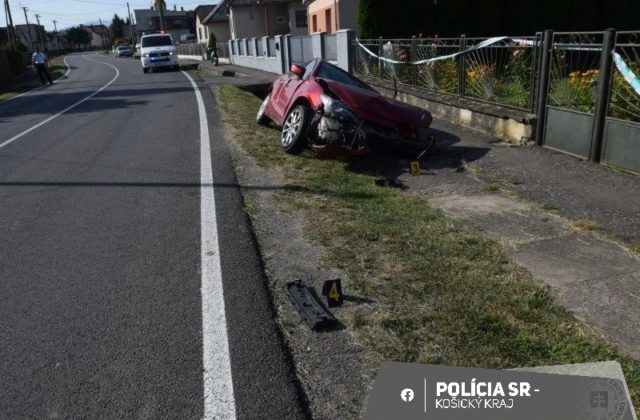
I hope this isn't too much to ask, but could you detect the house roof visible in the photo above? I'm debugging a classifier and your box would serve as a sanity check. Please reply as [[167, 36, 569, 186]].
[[202, 0, 292, 23], [195, 5, 216, 21], [202, 2, 229, 24]]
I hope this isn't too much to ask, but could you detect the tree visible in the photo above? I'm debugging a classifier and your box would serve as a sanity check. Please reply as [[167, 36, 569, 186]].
[[66, 26, 91, 48], [357, 0, 375, 38], [110, 13, 126, 39]]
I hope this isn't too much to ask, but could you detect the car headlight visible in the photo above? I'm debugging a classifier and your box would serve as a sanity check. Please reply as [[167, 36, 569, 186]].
[[320, 93, 358, 123], [169, 51, 175, 55]]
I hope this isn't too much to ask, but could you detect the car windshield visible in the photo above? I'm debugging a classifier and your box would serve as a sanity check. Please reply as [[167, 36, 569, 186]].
[[315, 62, 375, 92], [142, 36, 173, 47], [117, 46, 129, 50]]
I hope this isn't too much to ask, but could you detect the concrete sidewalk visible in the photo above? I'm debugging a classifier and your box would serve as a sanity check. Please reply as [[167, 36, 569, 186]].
[[361, 119, 640, 358], [181, 59, 278, 88]]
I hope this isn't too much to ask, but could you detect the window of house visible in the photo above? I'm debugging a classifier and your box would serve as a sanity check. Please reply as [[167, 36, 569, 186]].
[[312, 14, 317, 33], [199, 27, 202, 40], [325, 9, 332, 33], [276, 15, 287, 24], [295, 10, 307, 28]]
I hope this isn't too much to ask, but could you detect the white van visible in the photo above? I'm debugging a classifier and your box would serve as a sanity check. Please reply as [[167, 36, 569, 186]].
[[139, 32, 178, 73]]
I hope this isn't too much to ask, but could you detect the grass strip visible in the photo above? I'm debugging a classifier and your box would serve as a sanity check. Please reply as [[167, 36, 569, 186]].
[[216, 83, 640, 414]]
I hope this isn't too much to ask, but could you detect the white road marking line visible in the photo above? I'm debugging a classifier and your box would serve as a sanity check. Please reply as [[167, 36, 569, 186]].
[[2, 55, 72, 103], [181, 70, 237, 420], [0, 55, 119, 151]]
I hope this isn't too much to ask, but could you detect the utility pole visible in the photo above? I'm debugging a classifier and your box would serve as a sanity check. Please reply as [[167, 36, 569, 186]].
[[4, 0, 16, 44], [99, 18, 107, 50], [126, 2, 136, 43], [34, 13, 45, 51], [53, 20, 59, 52], [22, 6, 34, 51], [154, 0, 165, 31]]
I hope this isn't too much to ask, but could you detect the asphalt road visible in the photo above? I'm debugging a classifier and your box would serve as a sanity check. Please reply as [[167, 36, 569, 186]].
[[0, 53, 305, 419]]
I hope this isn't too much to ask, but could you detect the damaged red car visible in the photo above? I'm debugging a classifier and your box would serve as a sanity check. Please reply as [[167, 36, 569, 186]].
[[256, 58, 433, 158]]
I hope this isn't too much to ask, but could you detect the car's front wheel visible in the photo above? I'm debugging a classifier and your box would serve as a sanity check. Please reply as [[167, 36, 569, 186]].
[[256, 94, 271, 126], [143, 67, 149, 73], [281, 105, 311, 154]]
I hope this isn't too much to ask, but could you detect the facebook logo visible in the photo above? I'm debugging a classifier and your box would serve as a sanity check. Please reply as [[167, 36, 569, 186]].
[[401, 388, 415, 402]]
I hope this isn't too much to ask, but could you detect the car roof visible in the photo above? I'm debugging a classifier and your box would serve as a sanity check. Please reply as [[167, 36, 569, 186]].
[[141, 33, 173, 38]]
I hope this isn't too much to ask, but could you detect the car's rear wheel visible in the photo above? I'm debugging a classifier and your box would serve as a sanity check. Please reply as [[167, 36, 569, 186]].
[[281, 105, 311, 154], [256, 94, 271, 126]]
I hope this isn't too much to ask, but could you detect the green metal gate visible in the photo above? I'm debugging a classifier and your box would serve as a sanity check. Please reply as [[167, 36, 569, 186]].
[[536, 30, 640, 172]]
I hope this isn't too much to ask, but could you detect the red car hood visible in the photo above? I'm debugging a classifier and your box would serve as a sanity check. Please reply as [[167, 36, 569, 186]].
[[318, 79, 431, 133]]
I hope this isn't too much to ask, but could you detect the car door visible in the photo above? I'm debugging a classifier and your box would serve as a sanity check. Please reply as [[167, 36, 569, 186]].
[[268, 76, 290, 122], [272, 75, 304, 121]]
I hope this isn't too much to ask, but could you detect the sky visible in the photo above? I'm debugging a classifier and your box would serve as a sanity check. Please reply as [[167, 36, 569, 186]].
[[3, 0, 212, 31]]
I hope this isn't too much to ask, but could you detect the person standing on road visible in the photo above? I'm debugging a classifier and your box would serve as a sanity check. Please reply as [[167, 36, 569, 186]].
[[32, 47, 53, 86]]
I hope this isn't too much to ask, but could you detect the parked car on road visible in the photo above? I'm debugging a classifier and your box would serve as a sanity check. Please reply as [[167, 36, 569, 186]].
[[115, 45, 133, 57], [139, 33, 178, 73], [256, 59, 433, 158]]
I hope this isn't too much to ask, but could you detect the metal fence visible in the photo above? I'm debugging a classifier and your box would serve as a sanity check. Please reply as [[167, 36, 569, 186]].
[[176, 42, 207, 57], [356, 30, 640, 171], [216, 42, 229, 58], [176, 41, 229, 59], [546, 32, 604, 114], [610, 31, 640, 123], [533, 29, 640, 171], [355, 35, 540, 111]]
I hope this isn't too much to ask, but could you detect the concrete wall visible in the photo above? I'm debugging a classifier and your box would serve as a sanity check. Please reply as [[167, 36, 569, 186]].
[[365, 77, 535, 144], [228, 30, 353, 75], [229, 36, 284, 74]]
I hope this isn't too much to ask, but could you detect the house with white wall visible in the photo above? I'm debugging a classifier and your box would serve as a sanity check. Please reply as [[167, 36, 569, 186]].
[[199, 4, 231, 43]]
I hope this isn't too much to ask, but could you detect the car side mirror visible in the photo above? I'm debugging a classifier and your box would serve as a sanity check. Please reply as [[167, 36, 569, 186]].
[[290, 64, 305, 79]]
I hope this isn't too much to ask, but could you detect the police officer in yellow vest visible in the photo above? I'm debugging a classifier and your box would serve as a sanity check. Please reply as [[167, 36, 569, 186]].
[[32, 47, 53, 86]]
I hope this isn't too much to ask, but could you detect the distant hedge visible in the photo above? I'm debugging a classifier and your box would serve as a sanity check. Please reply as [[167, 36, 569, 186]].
[[358, 0, 640, 38]]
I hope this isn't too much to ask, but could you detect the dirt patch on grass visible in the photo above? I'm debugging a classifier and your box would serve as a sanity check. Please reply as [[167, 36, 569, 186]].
[[215, 83, 640, 416]]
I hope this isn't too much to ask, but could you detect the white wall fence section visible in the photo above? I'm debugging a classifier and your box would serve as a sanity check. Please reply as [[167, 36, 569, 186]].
[[228, 30, 355, 75]]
